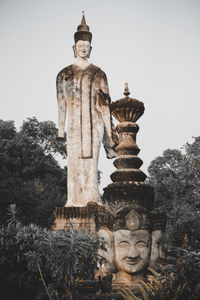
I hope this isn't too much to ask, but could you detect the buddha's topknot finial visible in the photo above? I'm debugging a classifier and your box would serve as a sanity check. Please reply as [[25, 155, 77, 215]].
[[77, 11, 89, 32], [74, 12, 92, 43], [81, 11, 86, 25]]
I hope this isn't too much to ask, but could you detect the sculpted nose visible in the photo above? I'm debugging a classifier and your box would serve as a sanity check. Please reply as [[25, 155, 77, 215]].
[[129, 245, 138, 258]]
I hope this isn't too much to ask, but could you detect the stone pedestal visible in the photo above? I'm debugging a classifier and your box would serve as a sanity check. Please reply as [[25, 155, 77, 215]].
[[53, 202, 104, 232]]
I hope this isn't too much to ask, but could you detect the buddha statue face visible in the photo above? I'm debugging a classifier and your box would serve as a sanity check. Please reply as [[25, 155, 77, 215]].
[[98, 228, 116, 274], [114, 229, 150, 274], [150, 229, 165, 267], [73, 40, 91, 59]]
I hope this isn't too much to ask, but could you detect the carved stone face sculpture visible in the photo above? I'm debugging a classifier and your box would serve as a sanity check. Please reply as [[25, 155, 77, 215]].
[[150, 229, 165, 267], [114, 229, 150, 275], [98, 228, 116, 274], [74, 40, 91, 59]]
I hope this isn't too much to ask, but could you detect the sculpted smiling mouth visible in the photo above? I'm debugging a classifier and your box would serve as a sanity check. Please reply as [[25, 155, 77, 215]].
[[124, 257, 141, 264]]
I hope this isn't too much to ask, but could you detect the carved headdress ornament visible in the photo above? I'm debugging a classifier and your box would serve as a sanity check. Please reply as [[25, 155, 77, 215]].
[[113, 205, 151, 231], [74, 12, 92, 43]]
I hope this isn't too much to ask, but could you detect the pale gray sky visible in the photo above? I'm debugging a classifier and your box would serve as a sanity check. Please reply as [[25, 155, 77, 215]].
[[0, 0, 200, 191]]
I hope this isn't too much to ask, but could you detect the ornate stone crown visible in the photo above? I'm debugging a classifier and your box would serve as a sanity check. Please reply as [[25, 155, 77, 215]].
[[74, 13, 92, 43], [113, 205, 151, 231]]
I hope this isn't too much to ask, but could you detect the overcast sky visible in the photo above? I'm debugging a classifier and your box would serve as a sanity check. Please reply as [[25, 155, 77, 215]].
[[0, 0, 200, 191]]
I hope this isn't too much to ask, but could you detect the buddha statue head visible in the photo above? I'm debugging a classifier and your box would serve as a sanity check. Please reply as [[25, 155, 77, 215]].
[[113, 206, 151, 284], [95, 209, 116, 276], [98, 227, 116, 275], [149, 211, 167, 268], [73, 13, 92, 59]]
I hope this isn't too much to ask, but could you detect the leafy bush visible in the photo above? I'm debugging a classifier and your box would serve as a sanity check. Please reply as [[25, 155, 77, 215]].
[[0, 205, 100, 300]]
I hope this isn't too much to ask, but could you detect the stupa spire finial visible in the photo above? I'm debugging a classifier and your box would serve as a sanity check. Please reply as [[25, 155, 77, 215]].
[[124, 82, 130, 96]]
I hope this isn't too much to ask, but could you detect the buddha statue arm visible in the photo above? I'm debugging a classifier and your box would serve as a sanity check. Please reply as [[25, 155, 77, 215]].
[[99, 71, 111, 105], [56, 73, 67, 138], [99, 71, 118, 158]]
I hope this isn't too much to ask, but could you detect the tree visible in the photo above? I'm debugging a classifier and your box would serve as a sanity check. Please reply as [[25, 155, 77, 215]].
[[148, 137, 200, 249], [20, 117, 66, 158], [0, 118, 67, 228]]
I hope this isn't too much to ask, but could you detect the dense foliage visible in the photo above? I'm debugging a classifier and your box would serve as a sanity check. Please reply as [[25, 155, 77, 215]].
[[148, 137, 200, 249], [0, 118, 67, 227], [0, 205, 100, 300]]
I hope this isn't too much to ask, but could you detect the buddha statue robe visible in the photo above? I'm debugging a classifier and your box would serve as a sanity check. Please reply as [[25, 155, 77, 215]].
[[56, 63, 116, 206]]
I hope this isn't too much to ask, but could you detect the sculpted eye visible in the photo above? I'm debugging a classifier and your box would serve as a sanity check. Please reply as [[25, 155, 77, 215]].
[[118, 241, 130, 247], [136, 241, 147, 248]]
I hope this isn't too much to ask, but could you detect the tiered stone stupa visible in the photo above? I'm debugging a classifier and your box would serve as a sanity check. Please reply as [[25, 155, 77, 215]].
[[103, 83, 154, 213]]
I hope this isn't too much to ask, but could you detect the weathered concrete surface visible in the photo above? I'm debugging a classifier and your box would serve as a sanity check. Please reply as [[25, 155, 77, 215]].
[[100, 85, 166, 288], [53, 202, 102, 232], [103, 85, 154, 213], [56, 17, 117, 207]]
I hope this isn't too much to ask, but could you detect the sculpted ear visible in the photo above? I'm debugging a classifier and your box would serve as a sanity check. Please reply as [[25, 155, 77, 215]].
[[72, 45, 77, 58], [87, 46, 92, 58]]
